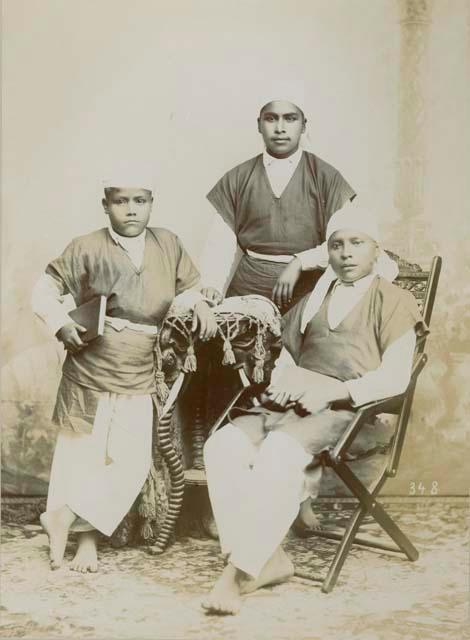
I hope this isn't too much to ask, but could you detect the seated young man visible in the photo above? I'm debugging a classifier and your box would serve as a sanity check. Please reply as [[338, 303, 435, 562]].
[[202, 204, 426, 615]]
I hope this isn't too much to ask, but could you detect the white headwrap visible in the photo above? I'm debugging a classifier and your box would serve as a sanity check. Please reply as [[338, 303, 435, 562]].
[[300, 203, 399, 333], [102, 165, 155, 193]]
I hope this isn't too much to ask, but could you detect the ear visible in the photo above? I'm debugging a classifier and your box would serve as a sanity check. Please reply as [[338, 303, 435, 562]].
[[102, 198, 109, 214], [257, 117, 262, 133], [302, 117, 307, 133]]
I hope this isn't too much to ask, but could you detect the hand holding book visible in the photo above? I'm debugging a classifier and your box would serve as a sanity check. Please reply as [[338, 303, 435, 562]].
[[56, 322, 88, 354], [56, 295, 107, 353]]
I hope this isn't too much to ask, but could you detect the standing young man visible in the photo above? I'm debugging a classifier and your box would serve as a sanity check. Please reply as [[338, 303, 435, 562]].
[[200, 99, 356, 312]]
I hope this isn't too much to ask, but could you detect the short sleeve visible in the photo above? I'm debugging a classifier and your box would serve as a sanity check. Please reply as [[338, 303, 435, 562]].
[[45, 239, 82, 298], [379, 286, 429, 353], [206, 171, 238, 230], [174, 237, 201, 295], [323, 169, 356, 221]]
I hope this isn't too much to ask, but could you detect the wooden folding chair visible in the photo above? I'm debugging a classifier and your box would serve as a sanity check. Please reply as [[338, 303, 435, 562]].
[[302, 254, 442, 592], [209, 254, 442, 593]]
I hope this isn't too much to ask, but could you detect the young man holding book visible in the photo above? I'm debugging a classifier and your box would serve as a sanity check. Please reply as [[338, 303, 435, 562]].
[[32, 171, 217, 573]]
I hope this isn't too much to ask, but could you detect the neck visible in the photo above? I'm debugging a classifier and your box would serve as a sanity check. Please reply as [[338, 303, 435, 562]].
[[109, 226, 146, 240], [266, 146, 300, 160]]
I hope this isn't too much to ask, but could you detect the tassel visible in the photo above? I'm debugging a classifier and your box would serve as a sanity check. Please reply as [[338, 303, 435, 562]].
[[139, 463, 158, 519], [139, 500, 151, 519], [154, 338, 169, 403], [183, 343, 197, 372], [253, 361, 265, 383], [222, 338, 236, 365], [253, 329, 266, 383], [141, 521, 154, 540], [155, 370, 169, 403], [105, 454, 114, 466]]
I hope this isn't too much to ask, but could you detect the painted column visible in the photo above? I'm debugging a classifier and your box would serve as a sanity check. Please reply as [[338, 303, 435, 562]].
[[395, 0, 434, 260]]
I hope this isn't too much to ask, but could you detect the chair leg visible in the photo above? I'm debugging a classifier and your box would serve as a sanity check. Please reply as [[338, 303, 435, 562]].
[[321, 504, 367, 593], [332, 460, 419, 562]]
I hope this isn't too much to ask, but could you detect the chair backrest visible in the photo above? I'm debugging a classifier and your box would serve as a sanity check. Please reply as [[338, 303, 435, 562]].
[[385, 253, 442, 477]]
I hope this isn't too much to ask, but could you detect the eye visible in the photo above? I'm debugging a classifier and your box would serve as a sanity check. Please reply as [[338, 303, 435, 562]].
[[352, 240, 363, 246]]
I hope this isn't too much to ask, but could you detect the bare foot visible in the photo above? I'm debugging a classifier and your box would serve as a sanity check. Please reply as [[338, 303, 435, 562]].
[[242, 546, 294, 594], [292, 499, 322, 537], [201, 563, 249, 615], [70, 531, 99, 573], [40, 506, 76, 570]]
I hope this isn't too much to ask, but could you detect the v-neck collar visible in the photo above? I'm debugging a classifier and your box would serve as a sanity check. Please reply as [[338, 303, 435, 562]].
[[259, 151, 304, 200], [324, 275, 378, 332], [107, 227, 148, 275]]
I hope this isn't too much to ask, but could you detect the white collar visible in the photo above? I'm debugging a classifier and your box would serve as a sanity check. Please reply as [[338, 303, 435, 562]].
[[263, 147, 303, 168], [331, 273, 377, 293], [107, 225, 147, 251]]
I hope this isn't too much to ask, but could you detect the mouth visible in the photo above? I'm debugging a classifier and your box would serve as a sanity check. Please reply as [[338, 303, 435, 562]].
[[341, 264, 357, 269], [272, 138, 290, 143]]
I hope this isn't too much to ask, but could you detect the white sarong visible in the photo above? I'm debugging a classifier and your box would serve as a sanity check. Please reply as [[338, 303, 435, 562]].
[[46, 393, 153, 536]]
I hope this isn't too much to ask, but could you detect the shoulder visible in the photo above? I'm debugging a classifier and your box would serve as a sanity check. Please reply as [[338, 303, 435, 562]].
[[222, 154, 262, 180], [61, 228, 109, 253], [303, 151, 342, 179], [374, 277, 419, 313], [282, 294, 310, 332], [147, 226, 180, 245], [147, 227, 185, 251]]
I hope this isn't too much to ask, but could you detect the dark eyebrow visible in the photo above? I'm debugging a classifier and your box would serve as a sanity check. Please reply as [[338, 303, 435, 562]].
[[262, 112, 299, 118]]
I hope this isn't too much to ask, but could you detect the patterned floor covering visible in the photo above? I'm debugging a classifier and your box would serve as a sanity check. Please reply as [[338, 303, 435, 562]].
[[0, 499, 468, 640]]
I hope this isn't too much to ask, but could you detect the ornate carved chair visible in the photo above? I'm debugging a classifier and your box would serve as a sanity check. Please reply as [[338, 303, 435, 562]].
[[208, 253, 442, 593]]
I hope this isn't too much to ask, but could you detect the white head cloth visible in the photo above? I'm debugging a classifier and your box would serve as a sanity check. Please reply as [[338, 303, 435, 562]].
[[300, 202, 399, 333], [102, 165, 156, 193]]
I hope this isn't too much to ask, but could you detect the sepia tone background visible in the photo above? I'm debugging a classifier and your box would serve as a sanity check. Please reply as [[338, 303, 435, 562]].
[[2, 0, 469, 497]]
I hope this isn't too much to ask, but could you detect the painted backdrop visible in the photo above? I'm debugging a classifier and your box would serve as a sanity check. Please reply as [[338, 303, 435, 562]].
[[2, 0, 469, 496]]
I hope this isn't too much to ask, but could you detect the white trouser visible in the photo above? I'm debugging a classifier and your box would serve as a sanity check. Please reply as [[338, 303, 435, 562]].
[[46, 393, 153, 536], [204, 424, 312, 579]]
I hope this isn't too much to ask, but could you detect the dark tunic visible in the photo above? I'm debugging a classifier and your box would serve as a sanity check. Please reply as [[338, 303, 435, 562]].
[[207, 151, 355, 307], [46, 227, 200, 431]]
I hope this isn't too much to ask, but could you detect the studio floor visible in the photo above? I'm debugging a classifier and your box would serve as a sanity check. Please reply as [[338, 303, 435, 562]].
[[0, 498, 468, 640]]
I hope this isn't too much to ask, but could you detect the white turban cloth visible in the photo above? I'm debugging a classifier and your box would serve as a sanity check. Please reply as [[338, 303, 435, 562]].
[[300, 202, 399, 333], [102, 165, 156, 193]]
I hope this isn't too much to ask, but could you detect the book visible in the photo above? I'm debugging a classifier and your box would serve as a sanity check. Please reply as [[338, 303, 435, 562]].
[[68, 296, 107, 342]]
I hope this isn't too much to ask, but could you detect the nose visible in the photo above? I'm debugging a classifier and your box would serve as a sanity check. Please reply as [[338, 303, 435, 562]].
[[340, 243, 353, 259], [126, 203, 137, 216], [274, 118, 285, 133]]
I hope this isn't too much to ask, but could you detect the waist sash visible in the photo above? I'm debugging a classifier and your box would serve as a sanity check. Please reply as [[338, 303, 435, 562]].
[[62, 324, 157, 395]]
